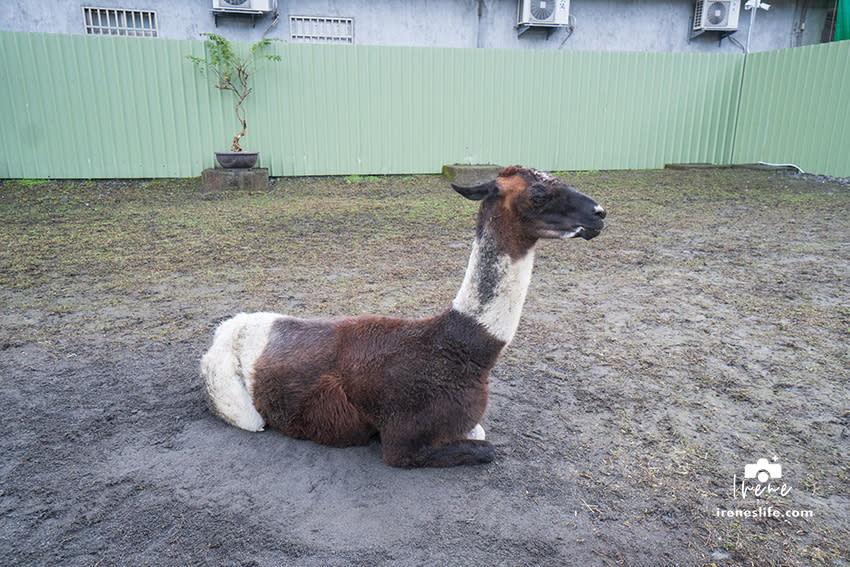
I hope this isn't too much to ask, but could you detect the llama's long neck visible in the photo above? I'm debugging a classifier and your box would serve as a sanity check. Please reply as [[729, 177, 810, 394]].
[[451, 231, 535, 345]]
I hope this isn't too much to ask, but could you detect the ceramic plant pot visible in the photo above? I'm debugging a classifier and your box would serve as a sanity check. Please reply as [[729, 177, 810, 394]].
[[215, 151, 259, 169]]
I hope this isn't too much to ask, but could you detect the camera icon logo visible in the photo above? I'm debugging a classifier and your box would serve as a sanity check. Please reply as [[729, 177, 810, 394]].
[[744, 458, 782, 483]]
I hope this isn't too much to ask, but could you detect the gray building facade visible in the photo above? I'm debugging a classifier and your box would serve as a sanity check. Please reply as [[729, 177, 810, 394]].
[[0, 1, 839, 53]]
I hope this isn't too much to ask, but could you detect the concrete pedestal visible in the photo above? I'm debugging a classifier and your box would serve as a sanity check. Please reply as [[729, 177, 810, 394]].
[[202, 168, 269, 190]]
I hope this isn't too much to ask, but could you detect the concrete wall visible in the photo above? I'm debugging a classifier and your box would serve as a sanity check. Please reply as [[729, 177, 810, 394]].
[[0, 0, 833, 52]]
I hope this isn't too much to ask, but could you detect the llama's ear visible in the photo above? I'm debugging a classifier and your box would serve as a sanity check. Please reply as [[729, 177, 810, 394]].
[[451, 179, 500, 201]]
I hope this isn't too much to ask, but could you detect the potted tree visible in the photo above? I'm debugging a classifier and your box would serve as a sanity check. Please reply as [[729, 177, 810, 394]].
[[188, 33, 280, 169]]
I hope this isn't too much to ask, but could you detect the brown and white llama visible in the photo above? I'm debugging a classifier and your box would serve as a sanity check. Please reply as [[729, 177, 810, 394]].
[[200, 166, 605, 467]]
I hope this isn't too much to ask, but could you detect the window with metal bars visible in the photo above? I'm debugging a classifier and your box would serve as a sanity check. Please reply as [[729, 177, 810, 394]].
[[289, 16, 354, 44], [83, 7, 158, 38]]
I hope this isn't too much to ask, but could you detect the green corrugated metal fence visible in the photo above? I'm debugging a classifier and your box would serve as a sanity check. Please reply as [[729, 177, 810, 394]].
[[253, 45, 744, 176], [0, 30, 848, 178], [732, 41, 850, 175], [1, 33, 208, 178]]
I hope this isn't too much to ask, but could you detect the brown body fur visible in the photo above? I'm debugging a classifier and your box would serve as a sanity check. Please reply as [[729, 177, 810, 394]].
[[252, 309, 505, 467]]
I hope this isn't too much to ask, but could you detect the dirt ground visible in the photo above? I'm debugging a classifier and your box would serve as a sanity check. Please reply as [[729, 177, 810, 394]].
[[1, 167, 848, 566]]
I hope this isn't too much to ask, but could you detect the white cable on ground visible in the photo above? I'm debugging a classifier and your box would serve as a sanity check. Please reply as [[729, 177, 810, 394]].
[[757, 161, 805, 174]]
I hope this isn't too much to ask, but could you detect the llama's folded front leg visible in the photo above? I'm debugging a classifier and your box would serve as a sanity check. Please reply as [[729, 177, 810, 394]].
[[415, 440, 495, 468], [381, 435, 495, 468]]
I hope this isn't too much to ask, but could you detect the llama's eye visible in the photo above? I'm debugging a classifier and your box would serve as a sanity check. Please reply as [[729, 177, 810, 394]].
[[530, 185, 550, 207]]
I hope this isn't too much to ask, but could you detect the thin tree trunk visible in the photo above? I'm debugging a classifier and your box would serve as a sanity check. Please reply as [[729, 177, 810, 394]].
[[230, 88, 251, 151]]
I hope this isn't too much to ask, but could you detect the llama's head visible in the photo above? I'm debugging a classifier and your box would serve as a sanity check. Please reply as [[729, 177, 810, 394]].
[[452, 166, 605, 257]]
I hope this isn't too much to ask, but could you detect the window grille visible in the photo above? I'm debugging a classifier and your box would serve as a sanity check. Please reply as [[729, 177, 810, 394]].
[[290, 16, 354, 44], [83, 7, 158, 37]]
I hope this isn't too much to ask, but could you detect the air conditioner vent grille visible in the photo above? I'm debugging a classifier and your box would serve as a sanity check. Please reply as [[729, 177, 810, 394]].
[[530, 1, 555, 21]]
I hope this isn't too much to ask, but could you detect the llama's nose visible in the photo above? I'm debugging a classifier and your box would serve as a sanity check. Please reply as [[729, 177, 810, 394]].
[[593, 205, 607, 219]]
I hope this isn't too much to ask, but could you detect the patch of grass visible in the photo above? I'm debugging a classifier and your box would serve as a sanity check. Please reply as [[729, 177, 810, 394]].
[[344, 174, 383, 184], [0, 175, 467, 293]]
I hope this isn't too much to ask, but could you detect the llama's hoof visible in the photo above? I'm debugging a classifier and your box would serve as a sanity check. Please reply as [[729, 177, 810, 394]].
[[467, 424, 486, 440]]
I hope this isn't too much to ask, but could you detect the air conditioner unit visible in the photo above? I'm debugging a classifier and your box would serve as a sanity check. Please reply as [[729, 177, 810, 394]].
[[693, 0, 740, 31], [517, 0, 571, 27], [212, 0, 275, 13]]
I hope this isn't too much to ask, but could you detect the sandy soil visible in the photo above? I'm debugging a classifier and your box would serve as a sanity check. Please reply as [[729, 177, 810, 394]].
[[1, 168, 848, 566]]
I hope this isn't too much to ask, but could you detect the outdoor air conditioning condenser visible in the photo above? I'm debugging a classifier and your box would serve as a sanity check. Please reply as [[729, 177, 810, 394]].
[[693, 0, 741, 31], [517, 0, 571, 27], [212, 0, 276, 13]]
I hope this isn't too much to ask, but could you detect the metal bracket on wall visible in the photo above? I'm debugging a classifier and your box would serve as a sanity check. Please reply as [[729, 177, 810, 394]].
[[516, 24, 566, 39], [688, 28, 735, 45], [689, 27, 707, 40], [212, 9, 265, 28]]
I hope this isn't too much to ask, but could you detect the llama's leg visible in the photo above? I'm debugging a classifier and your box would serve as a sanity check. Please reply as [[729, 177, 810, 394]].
[[384, 439, 495, 468], [416, 439, 495, 467], [200, 312, 281, 431], [381, 433, 495, 468], [466, 424, 486, 440]]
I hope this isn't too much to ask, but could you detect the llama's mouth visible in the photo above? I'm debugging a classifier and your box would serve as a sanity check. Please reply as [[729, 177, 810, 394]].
[[563, 226, 602, 240]]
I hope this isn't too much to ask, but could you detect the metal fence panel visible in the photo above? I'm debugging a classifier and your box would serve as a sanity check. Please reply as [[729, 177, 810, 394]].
[[733, 40, 850, 177], [251, 45, 745, 176], [0, 32, 215, 178], [1, 31, 847, 178]]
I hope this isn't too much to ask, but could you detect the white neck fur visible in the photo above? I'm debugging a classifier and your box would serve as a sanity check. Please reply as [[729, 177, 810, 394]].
[[451, 236, 535, 344]]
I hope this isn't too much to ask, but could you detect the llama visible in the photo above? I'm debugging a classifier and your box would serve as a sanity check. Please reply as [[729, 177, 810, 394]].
[[200, 166, 605, 467]]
